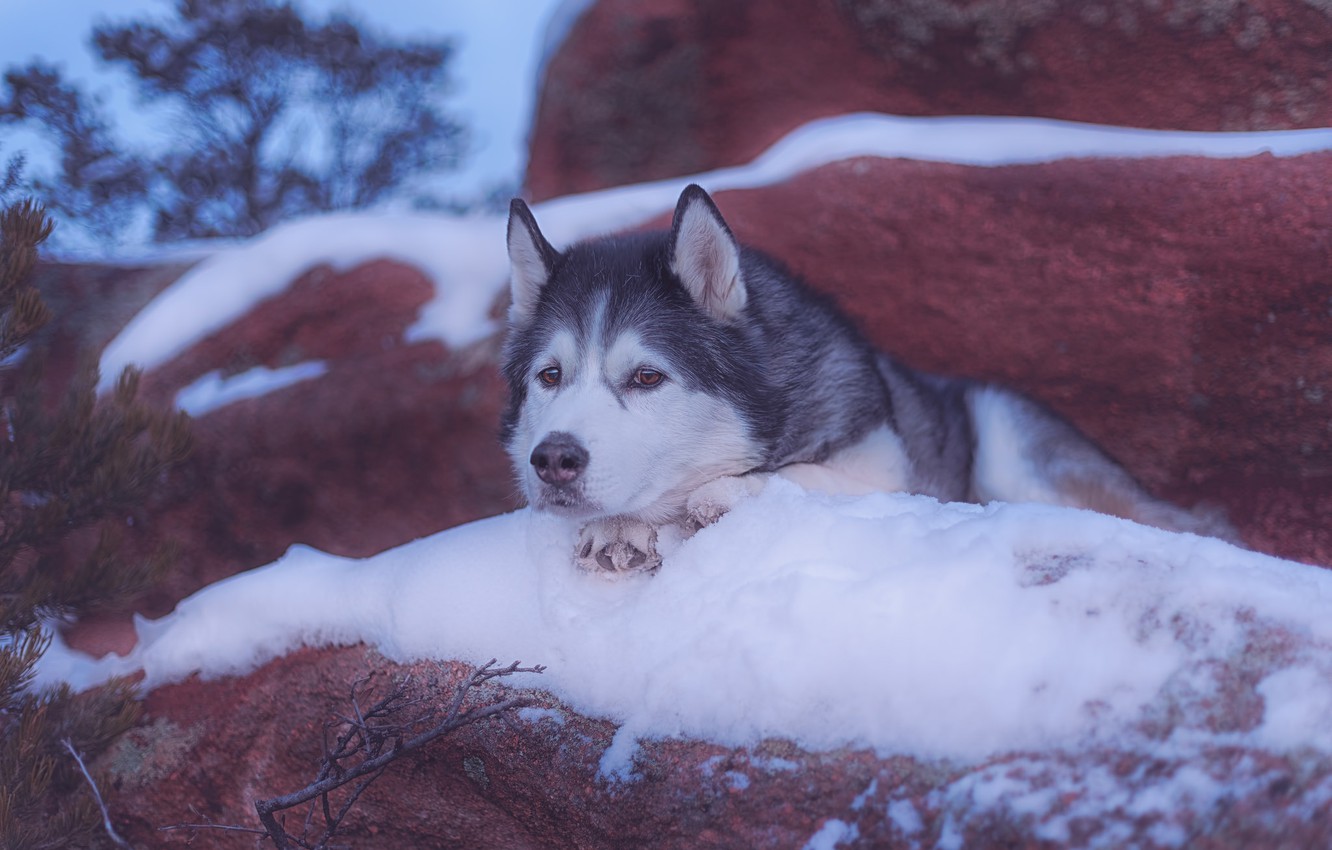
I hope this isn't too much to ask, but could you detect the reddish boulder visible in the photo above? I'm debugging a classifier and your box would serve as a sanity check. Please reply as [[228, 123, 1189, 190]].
[[623, 154, 1332, 565], [36, 258, 517, 651], [44, 150, 1332, 654], [93, 644, 1332, 849], [527, 0, 1332, 199], [130, 259, 516, 618]]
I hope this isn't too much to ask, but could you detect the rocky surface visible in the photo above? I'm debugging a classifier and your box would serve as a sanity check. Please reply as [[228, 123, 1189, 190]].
[[125, 259, 515, 611], [644, 154, 1332, 567], [39, 258, 516, 647], [527, 0, 1332, 199], [93, 645, 1332, 849]]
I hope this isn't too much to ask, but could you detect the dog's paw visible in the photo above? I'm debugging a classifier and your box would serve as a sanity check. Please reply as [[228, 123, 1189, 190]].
[[684, 474, 767, 532], [575, 517, 661, 574]]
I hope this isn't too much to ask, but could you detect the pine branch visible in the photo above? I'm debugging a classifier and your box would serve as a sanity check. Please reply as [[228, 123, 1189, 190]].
[[0, 198, 186, 848]]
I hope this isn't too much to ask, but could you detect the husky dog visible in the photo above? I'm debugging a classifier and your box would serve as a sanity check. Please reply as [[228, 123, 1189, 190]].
[[501, 185, 1231, 573]]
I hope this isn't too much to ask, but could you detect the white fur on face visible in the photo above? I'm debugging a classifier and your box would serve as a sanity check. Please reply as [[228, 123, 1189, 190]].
[[509, 327, 761, 523]]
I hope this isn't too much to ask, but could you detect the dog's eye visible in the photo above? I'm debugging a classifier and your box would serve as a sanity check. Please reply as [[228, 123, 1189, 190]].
[[537, 366, 561, 386], [633, 367, 665, 388]]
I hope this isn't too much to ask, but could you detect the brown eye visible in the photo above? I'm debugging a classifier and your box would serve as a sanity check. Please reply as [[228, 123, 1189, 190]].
[[633, 367, 664, 387], [538, 366, 561, 386]]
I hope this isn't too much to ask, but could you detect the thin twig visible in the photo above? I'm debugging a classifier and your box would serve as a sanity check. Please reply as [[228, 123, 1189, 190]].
[[159, 823, 269, 836], [156, 659, 544, 850], [62, 738, 133, 849], [257, 667, 540, 813]]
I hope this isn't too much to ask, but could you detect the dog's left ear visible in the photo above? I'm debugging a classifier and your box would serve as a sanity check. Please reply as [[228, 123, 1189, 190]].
[[507, 198, 560, 324], [669, 184, 746, 321]]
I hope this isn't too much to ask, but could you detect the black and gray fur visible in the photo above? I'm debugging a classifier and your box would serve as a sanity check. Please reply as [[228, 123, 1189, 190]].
[[502, 184, 1233, 573]]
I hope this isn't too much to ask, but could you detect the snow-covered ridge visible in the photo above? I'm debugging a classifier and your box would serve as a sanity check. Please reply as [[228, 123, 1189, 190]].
[[38, 480, 1332, 769], [95, 112, 1332, 393]]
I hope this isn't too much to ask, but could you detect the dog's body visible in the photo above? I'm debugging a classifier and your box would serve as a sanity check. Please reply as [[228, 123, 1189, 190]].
[[502, 185, 1230, 572]]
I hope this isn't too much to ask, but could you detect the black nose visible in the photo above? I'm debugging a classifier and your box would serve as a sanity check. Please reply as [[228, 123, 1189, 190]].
[[530, 432, 589, 486]]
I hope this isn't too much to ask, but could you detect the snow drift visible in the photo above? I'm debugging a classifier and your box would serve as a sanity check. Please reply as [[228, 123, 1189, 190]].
[[41, 478, 1332, 775]]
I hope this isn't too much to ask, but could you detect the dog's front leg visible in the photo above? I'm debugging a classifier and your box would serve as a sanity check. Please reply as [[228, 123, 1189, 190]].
[[684, 473, 771, 532], [575, 516, 661, 574]]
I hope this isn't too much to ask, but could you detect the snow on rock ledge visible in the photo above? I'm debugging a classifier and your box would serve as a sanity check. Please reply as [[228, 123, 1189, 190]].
[[49, 482, 1332, 848], [527, 0, 1332, 198], [52, 482, 1332, 759], [64, 258, 517, 628], [95, 113, 1332, 389]]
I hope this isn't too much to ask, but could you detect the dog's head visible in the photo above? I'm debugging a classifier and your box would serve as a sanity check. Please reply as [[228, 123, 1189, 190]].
[[499, 185, 765, 523]]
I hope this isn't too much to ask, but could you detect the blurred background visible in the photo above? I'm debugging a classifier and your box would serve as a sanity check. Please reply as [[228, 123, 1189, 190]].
[[0, 0, 565, 254]]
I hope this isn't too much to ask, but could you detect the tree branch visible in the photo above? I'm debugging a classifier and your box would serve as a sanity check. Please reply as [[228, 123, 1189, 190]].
[[159, 658, 544, 850]]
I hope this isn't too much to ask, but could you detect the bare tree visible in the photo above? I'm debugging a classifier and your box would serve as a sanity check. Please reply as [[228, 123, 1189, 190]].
[[93, 0, 468, 241], [0, 0, 469, 248], [0, 64, 147, 245]]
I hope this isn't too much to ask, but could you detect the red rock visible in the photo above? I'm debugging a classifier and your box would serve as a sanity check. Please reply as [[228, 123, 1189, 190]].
[[129, 259, 516, 617], [45, 152, 1332, 665], [527, 0, 1332, 199], [624, 154, 1332, 566], [91, 644, 1332, 849], [41, 259, 516, 658]]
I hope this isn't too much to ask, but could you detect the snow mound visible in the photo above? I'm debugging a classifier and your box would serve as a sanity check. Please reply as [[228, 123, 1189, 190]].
[[40, 479, 1332, 766]]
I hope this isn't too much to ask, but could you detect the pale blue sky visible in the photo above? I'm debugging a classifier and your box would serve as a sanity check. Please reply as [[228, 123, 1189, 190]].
[[0, 0, 564, 195]]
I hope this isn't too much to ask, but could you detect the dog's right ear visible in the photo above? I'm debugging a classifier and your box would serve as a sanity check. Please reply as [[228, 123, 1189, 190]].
[[669, 184, 746, 321], [507, 199, 560, 324]]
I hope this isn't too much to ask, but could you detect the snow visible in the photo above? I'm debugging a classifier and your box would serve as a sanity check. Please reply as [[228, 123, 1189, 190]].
[[802, 818, 859, 850], [920, 754, 1284, 849], [886, 798, 924, 836], [174, 361, 328, 416], [37, 478, 1332, 773], [851, 779, 879, 811], [516, 706, 566, 726], [97, 212, 506, 393], [95, 112, 1332, 392], [1253, 666, 1332, 751]]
